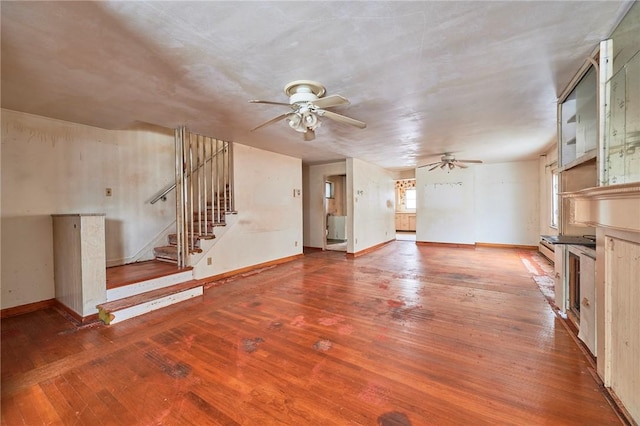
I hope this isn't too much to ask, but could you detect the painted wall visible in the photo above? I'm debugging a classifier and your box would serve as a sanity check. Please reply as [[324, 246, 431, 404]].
[[1, 109, 176, 309], [303, 161, 346, 248], [416, 165, 476, 245], [348, 158, 395, 253], [193, 144, 302, 278], [475, 160, 539, 245], [416, 160, 539, 246]]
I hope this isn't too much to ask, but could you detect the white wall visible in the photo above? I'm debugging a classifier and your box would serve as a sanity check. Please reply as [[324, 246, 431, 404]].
[[193, 143, 302, 278], [416, 165, 476, 245], [348, 158, 395, 253], [416, 160, 540, 246], [303, 161, 346, 248], [1, 109, 176, 309], [475, 160, 539, 245]]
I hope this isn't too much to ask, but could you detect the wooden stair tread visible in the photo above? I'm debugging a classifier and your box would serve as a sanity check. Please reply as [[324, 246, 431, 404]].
[[97, 280, 204, 313]]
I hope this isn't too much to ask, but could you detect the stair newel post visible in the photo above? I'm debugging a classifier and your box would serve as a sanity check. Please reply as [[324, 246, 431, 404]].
[[209, 138, 215, 234], [196, 134, 202, 239], [215, 139, 221, 224], [227, 141, 234, 213], [220, 142, 229, 218], [203, 136, 209, 237], [174, 127, 185, 267], [188, 133, 196, 256]]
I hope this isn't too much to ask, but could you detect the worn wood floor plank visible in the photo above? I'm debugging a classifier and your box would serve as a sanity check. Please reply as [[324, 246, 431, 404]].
[[1, 244, 624, 425]]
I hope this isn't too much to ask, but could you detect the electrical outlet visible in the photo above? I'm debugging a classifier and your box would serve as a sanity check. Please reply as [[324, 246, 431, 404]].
[[207, 257, 212, 265], [293, 189, 301, 198], [105, 188, 112, 196]]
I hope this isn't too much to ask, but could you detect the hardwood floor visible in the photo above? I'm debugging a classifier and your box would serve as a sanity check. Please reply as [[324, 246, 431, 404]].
[[1, 243, 624, 425], [106, 260, 191, 290]]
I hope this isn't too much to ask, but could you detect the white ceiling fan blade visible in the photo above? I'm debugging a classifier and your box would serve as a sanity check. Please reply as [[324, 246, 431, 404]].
[[428, 164, 441, 171], [418, 161, 441, 168], [440, 163, 446, 169], [249, 99, 291, 107], [317, 110, 366, 129], [250, 113, 290, 131], [312, 95, 350, 109], [456, 162, 468, 168], [457, 159, 483, 164], [304, 129, 315, 141]]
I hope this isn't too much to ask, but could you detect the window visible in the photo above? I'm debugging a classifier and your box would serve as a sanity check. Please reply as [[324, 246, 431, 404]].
[[405, 188, 416, 209], [551, 172, 559, 228], [325, 181, 334, 199]]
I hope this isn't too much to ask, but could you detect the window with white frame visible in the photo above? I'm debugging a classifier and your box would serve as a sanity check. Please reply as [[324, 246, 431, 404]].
[[405, 188, 416, 209], [551, 172, 559, 228], [325, 181, 334, 199]]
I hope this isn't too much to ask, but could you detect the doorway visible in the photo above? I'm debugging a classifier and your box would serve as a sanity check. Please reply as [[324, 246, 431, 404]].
[[395, 178, 416, 241], [324, 174, 347, 251]]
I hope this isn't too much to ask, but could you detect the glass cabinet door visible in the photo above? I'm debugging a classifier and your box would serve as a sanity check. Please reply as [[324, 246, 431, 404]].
[[604, 51, 640, 185], [559, 66, 597, 168]]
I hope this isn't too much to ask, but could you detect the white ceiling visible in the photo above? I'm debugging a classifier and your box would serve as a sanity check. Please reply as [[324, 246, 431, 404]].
[[1, 1, 633, 170]]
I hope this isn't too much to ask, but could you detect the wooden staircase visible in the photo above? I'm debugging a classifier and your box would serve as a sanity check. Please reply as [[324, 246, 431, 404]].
[[97, 261, 201, 325], [96, 129, 235, 325], [153, 197, 233, 264]]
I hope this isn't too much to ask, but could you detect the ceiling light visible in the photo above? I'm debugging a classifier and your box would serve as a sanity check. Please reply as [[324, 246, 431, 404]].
[[288, 113, 306, 133]]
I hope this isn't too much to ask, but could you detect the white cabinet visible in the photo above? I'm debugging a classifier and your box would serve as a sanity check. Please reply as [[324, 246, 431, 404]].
[[52, 214, 106, 321], [559, 63, 598, 168], [395, 213, 416, 231], [554, 245, 566, 313], [563, 244, 596, 356], [327, 215, 346, 240]]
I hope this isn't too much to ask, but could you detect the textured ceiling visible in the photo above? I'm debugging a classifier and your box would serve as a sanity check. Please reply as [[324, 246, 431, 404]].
[[1, 1, 633, 170]]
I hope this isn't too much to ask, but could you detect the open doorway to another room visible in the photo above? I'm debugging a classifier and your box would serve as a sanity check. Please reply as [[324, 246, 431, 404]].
[[395, 179, 416, 241], [324, 174, 347, 251]]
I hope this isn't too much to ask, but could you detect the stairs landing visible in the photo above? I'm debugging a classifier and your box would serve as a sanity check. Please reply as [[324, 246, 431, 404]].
[[100, 260, 203, 325]]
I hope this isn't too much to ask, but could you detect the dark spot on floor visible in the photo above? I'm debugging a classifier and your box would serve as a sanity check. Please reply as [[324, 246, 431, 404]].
[[359, 267, 383, 274], [144, 350, 192, 378], [387, 299, 405, 308], [445, 273, 477, 281], [268, 321, 283, 330], [377, 411, 412, 426], [241, 337, 264, 353], [313, 339, 333, 351]]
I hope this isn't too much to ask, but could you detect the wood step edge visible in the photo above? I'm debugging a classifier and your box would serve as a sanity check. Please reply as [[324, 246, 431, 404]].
[[97, 280, 204, 314]]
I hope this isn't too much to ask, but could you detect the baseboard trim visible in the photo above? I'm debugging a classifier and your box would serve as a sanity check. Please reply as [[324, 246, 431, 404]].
[[416, 241, 476, 249], [53, 300, 100, 325], [346, 239, 394, 258], [204, 253, 304, 283], [476, 242, 538, 250], [1, 298, 56, 319]]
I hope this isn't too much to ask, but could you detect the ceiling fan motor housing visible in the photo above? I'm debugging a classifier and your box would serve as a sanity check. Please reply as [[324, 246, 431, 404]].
[[284, 80, 326, 105]]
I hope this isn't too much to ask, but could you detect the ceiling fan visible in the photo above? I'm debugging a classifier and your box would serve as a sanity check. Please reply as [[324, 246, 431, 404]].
[[248, 80, 366, 141], [419, 153, 483, 171]]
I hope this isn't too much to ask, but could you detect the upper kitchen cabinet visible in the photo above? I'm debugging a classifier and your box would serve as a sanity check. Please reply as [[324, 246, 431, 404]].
[[604, 49, 640, 185], [559, 64, 598, 169]]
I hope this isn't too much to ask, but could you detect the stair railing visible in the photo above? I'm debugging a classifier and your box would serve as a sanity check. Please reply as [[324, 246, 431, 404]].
[[174, 127, 234, 267]]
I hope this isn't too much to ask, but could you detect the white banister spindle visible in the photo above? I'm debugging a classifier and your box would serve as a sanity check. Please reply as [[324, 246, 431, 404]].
[[172, 128, 233, 267]]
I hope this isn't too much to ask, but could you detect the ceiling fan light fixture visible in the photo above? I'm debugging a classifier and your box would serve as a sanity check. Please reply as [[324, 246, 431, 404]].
[[288, 113, 306, 132], [303, 111, 318, 128]]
